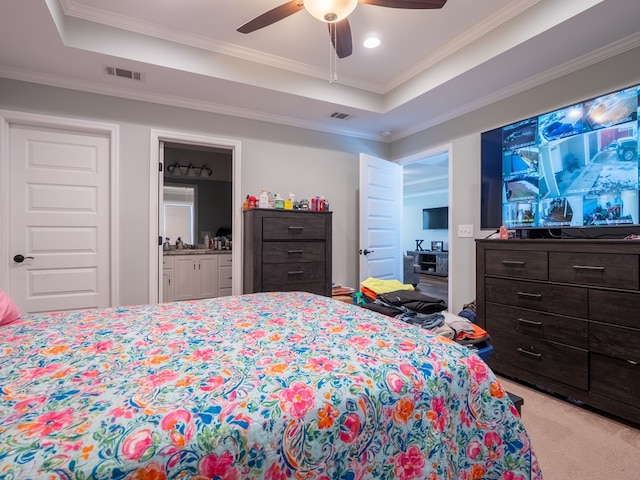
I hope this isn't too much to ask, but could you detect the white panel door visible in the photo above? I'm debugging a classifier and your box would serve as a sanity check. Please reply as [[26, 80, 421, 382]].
[[359, 153, 402, 283], [9, 124, 111, 313]]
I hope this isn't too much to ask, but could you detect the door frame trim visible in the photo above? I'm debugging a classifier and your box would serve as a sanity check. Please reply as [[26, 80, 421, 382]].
[[149, 129, 242, 304], [0, 109, 120, 306]]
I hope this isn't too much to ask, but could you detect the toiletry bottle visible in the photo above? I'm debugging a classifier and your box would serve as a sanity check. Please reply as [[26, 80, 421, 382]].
[[259, 188, 269, 209], [204, 234, 210, 249], [499, 224, 508, 239]]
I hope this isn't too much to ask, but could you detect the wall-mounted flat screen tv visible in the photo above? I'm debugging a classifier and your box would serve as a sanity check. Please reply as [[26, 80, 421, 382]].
[[423, 206, 448, 229], [481, 83, 639, 230]]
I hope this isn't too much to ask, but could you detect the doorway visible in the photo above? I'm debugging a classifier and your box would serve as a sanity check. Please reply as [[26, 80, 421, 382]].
[[149, 130, 242, 304], [401, 147, 451, 305], [358, 147, 451, 308]]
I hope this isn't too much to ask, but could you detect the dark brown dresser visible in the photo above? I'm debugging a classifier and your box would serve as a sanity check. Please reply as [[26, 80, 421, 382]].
[[476, 239, 640, 425], [243, 209, 332, 296]]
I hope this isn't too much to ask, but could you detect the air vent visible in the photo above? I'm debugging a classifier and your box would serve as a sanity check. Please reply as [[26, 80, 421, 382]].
[[104, 66, 143, 81], [330, 112, 350, 120]]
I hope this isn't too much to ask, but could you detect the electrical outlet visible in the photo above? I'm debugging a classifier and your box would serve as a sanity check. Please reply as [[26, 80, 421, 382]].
[[458, 224, 474, 238]]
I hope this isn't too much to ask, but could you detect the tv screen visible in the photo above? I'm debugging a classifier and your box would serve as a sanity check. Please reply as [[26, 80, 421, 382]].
[[481, 83, 639, 230], [423, 207, 448, 229]]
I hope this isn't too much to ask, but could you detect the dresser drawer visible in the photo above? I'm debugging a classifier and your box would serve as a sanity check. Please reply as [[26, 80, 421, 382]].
[[485, 277, 588, 317], [590, 352, 640, 408], [549, 252, 639, 290], [589, 322, 640, 362], [262, 215, 327, 240], [262, 262, 326, 286], [589, 290, 640, 328], [491, 332, 588, 389], [485, 249, 548, 280], [486, 303, 587, 349], [263, 242, 326, 263], [261, 281, 327, 296]]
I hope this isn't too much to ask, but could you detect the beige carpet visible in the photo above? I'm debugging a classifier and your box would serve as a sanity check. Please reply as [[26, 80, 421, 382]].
[[497, 376, 640, 480]]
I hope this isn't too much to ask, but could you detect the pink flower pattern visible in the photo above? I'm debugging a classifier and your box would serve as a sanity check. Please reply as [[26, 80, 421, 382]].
[[0, 292, 541, 479]]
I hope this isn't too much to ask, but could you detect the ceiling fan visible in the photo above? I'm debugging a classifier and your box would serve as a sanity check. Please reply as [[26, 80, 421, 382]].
[[237, 0, 447, 59]]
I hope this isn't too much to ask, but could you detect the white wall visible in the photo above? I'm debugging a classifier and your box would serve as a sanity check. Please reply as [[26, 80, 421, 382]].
[[0, 78, 386, 305], [390, 45, 640, 313], [403, 195, 449, 253]]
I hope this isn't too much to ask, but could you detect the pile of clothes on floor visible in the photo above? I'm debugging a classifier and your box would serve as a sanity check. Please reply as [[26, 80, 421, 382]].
[[355, 277, 491, 358]]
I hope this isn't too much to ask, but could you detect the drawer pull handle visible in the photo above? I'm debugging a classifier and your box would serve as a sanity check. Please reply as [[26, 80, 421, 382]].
[[288, 226, 304, 231], [516, 291, 542, 299], [517, 348, 542, 359], [628, 360, 639, 366], [502, 260, 525, 266], [517, 318, 542, 326], [288, 270, 304, 275], [572, 265, 605, 271], [287, 250, 304, 254]]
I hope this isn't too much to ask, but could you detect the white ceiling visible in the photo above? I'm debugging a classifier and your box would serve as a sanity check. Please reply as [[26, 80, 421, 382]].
[[1, 0, 639, 141]]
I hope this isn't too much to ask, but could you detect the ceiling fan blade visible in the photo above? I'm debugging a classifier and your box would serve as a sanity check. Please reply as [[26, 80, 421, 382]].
[[328, 19, 353, 58], [358, 0, 446, 8], [237, 0, 305, 34]]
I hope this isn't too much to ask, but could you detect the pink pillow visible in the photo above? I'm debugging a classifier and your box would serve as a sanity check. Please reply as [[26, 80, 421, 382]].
[[0, 289, 21, 326]]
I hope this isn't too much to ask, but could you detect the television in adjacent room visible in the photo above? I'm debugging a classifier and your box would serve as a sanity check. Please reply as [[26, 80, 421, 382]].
[[423, 206, 448, 230], [481, 82, 639, 233]]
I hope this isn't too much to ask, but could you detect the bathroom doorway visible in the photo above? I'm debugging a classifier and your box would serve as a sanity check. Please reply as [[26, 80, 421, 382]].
[[149, 130, 242, 304]]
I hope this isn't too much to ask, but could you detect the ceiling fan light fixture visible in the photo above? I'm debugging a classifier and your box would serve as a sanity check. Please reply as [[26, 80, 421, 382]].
[[304, 0, 358, 23]]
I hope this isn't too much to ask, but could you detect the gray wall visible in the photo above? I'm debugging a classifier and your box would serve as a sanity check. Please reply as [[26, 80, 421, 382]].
[[2, 43, 640, 312], [0, 78, 386, 305], [390, 45, 640, 312]]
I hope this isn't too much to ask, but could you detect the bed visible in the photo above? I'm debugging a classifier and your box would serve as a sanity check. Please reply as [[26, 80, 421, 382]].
[[0, 291, 542, 479]]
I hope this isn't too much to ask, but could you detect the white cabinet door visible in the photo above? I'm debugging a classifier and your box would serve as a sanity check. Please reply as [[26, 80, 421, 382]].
[[174, 256, 198, 301], [163, 269, 174, 302], [162, 256, 174, 302], [198, 255, 219, 299]]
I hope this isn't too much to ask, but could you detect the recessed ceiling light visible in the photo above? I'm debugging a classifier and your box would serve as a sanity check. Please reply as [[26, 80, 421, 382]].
[[363, 37, 381, 49]]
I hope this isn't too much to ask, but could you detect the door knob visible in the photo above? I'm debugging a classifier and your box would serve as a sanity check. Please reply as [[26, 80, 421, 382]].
[[13, 254, 34, 263], [361, 249, 374, 255]]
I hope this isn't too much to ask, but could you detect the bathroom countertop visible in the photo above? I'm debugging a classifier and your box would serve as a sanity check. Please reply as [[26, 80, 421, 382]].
[[164, 249, 232, 255]]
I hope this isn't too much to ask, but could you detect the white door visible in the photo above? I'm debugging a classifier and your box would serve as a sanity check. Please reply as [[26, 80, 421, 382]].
[[8, 123, 111, 313], [359, 153, 402, 283]]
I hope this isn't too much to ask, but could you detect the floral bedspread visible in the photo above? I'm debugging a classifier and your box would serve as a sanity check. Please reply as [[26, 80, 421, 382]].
[[0, 291, 542, 479]]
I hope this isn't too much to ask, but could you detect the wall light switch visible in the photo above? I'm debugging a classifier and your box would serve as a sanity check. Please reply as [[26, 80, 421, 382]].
[[458, 224, 474, 238]]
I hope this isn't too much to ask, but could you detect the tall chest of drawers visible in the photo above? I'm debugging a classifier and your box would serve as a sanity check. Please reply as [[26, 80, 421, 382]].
[[476, 239, 640, 425], [243, 209, 332, 296]]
